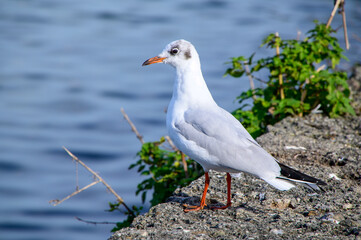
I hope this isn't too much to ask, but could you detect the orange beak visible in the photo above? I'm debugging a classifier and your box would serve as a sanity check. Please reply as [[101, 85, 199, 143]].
[[142, 56, 166, 66]]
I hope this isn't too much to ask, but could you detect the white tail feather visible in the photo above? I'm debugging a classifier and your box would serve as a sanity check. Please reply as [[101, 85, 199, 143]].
[[263, 177, 296, 191]]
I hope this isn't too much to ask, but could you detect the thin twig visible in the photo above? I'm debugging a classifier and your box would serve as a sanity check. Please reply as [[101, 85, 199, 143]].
[[181, 153, 189, 178], [49, 180, 100, 206], [165, 135, 178, 151], [316, 64, 326, 72], [326, 0, 342, 28], [340, 1, 350, 50], [58, 147, 134, 216], [75, 216, 118, 225], [62, 147, 124, 204], [243, 62, 257, 101], [164, 136, 188, 177], [253, 76, 268, 84], [299, 64, 326, 116], [275, 32, 285, 100], [75, 160, 79, 191], [120, 108, 144, 144]]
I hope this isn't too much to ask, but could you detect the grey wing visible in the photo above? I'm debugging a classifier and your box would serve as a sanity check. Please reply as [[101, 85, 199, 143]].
[[176, 107, 280, 177]]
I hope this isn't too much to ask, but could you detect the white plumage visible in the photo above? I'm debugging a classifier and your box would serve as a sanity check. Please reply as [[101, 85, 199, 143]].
[[143, 39, 326, 211]]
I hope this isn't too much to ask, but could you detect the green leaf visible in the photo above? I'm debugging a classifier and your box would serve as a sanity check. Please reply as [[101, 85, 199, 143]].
[[141, 191, 147, 203], [226, 21, 353, 138]]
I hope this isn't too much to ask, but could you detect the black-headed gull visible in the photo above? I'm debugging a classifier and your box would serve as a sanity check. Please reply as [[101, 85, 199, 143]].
[[142, 39, 326, 212]]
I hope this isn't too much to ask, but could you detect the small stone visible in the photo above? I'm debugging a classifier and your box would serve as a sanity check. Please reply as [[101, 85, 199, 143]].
[[259, 192, 266, 201], [319, 213, 343, 224], [270, 229, 284, 235], [307, 210, 318, 216], [343, 203, 353, 210], [140, 231, 148, 237], [236, 208, 246, 215], [329, 173, 342, 181], [216, 230, 226, 236], [270, 199, 293, 209]]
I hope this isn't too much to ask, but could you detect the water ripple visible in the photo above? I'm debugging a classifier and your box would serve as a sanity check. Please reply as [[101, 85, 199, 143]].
[[101, 90, 138, 100], [0, 222, 46, 231], [0, 161, 23, 172]]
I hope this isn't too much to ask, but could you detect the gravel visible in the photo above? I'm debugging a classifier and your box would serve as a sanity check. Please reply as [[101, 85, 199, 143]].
[[109, 66, 361, 240]]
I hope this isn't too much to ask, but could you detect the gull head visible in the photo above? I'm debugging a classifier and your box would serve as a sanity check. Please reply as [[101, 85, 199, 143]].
[[142, 39, 199, 69]]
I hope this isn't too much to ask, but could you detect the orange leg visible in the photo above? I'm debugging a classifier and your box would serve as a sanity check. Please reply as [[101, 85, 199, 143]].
[[184, 172, 210, 212], [210, 172, 232, 210]]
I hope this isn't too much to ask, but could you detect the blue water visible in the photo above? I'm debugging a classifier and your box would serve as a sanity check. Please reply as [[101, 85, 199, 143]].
[[0, 0, 360, 239]]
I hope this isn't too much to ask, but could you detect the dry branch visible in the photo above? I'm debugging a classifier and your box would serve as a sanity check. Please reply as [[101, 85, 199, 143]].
[[120, 108, 144, 144], [75, 216, 118, 225], [164, 136, 189, 177], [340, 1, 349, 50], [299, 64, 326, 116], [50, 180, 100, 206], [326, 0, 349, 50], [165, 135, 178, 151], [275, 32, 285, 100], [243, 63, 257, 101], [326, 0, 342, 28], [181, 153, 189, 178], [50, 147, 134, 216]]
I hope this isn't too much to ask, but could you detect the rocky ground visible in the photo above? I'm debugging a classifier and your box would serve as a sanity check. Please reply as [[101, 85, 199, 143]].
[[110, 66, 361, 240]]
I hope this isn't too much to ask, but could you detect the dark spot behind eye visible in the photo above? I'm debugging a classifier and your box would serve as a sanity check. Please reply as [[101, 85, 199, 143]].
[[184, 50, 191, 59]]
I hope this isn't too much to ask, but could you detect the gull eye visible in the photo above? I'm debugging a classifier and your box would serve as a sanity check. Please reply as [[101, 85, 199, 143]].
[[171, 48, 179, 55]]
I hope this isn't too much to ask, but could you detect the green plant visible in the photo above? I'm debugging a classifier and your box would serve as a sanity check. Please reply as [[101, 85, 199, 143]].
[[109, 202, 143, 232], [225, 21, 355, 138], [129, 137, 203, 207]]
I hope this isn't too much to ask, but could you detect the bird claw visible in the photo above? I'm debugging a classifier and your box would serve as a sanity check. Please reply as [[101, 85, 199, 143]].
[[209, 203, 232, 210], [182, 203, 206, 212], [183, 202, 231, 212]]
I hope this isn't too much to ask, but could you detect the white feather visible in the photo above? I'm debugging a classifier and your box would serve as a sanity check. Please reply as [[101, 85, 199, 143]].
[[148, 39, 324, 192]]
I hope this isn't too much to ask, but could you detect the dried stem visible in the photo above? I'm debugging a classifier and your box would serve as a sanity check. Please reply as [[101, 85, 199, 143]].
[[50, 147, 134, 217], [244, 62, 257, 101], [326, 0, 342, 28], [75, 216, 118, 225], [253, 76, 268, 84], [299, 64, 326, 116], [75, 160, 79, 191], [50, 180, 100, 206], [316, 64, 326, 72], [120, 108, 144, 144], [165, 135, 178, 151], [165, 136, 189, 177], [181, 153, 189, 178], [326, 0, 349, 50], [340, 1, 349, 50], [275, 32, 285, 100], [120, 108, 190, 179]]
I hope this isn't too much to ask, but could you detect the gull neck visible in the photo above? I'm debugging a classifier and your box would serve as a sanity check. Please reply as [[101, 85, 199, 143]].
[[172, 61, 216, 107]]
